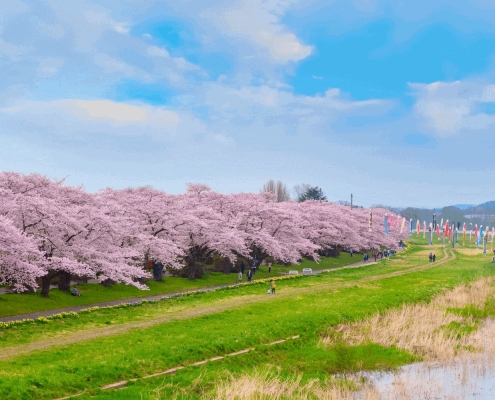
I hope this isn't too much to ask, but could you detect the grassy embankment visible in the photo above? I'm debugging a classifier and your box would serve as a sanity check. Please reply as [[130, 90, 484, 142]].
[[0, 238, 493, 399], [0, 253, 357, 318]]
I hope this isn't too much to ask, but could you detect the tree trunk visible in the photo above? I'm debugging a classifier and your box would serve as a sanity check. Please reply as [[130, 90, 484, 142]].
[[41, 274, 54, 297], [58, 272, 72, 291]]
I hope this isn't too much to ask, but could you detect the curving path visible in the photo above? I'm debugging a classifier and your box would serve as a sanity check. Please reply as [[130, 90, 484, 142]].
[[0, 247, 454, 361]]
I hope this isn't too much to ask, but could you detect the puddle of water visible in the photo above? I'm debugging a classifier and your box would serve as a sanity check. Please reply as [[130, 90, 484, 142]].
[[355, 320, 495, 399]]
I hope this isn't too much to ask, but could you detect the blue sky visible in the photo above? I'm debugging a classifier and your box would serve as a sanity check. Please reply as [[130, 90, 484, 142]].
[[2, 0, 495, 207]]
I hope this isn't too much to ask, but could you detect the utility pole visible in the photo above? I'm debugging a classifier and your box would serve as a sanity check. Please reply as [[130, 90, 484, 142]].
[[350, 194, 353, 209]]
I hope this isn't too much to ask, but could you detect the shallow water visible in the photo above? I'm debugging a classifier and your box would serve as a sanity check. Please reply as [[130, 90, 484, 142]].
[[356, 320, 495, 399]]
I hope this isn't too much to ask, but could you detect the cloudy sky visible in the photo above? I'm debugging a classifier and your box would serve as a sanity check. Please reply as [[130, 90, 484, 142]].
[[1, 0, 495, 207]]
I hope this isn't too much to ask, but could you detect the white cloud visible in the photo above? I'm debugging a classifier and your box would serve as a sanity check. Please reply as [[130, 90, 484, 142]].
[[147, 46, 170, 58], [411, 81, 495, 137], [0, 38, 28, 61], [53, 99, 181, 128], [37, 57, 64, 77], [203, 0, 312, 63]]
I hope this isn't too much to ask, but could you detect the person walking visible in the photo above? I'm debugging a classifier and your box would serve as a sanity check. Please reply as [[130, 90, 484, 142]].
[[432, 254, 436, 262], [270, 279, 276, 294], [429, 252, 433, 262], [247, 269, 252, 282], [268, 262, 272, 273], [252, 257, 258, 275], [240, 261, 245, 275], [238, 270, 243, 283]]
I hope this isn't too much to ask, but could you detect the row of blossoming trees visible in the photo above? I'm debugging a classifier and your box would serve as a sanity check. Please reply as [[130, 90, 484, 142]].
[[0, 172, 407, 297]]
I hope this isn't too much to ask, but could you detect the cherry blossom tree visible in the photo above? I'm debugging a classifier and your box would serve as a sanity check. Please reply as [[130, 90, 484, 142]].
[[217, 192, 319, 267], [0, 172, 411, 293], [0, 172, 149, 297], [176, 185, 248, 279], [0, 215, 45, 292], [98, 186, 185, 270]]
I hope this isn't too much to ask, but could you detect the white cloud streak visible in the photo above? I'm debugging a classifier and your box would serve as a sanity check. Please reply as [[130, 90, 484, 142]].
[[411, 81, 495, 137]]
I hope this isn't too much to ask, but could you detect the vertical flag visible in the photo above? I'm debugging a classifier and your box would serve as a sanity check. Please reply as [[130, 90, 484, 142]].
[[390, 214, 394, 228], [423, 221, 426, 238], [369, 211, 372, 232], [436, 223, 441, 240], [470, 223, 473, 245], [492, 227, 495, 252], [416, 220, 420, 235], [462, 223, 466, 246], [410, 219, 413, 235], [400, 217, 406, 233], [384, 214, 389, 235], [483, 226, 488, 255]]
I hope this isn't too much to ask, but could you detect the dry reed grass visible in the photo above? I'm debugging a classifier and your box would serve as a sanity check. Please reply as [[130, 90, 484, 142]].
[[455, 247, 485, 256], [204, 278, 495, 400], [320, 277, 495, 361], [206, 369, 379, 400]]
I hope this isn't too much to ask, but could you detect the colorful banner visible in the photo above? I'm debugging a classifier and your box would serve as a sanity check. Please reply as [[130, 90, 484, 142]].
[[462, 223, 466, 246], [369, 211, 372, 232], [416, 220, 420, 235], [423, 221, 426, 238], [483, 227, 488, 255], [400, 217, 406, 233], [436, 224, 441, 240], [384, 214, 388, 235], [410, 219, 413, 235]]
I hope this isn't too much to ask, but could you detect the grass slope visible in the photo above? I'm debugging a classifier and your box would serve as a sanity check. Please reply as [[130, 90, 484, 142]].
[[0, 253, 357, 318], [0, 241, 492, 399]]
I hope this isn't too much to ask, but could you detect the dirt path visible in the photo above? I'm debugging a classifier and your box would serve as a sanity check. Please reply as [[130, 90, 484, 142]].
[[0, 258, 379, 323], [0, 247, 454, 361]]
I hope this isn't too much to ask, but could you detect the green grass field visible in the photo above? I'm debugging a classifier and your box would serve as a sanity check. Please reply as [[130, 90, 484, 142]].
[[0, 239, 493, 399], [0, 252, 357, 318]]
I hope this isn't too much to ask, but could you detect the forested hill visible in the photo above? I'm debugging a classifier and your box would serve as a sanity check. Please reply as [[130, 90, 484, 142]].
[[398, 201, 495, 227]]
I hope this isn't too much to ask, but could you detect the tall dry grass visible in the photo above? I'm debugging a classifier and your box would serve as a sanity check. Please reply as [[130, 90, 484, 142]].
[[203, 278, 495, 400], [320, 277, 495, 361], [206, 369, 379, 400]]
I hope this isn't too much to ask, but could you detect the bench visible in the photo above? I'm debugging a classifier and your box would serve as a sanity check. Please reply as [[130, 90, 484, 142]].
[[288, 270, 299, 275], [302, 268, 313, 275]]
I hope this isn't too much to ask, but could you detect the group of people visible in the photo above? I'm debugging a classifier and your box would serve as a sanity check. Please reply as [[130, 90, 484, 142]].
[[237, 259, 276, 294], [238, 260, 257, 282], [428, 252, 437, 262], [368, 250, 392, 261]]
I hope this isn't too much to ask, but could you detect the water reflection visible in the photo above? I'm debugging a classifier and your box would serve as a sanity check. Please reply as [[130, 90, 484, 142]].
[[357, 320, 495, 399]]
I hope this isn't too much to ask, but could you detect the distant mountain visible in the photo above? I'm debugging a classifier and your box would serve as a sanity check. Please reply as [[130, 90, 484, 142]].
[[398, 200, 495, 227], [476, 201, 495, 210], [452, 204, 477, 210]]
